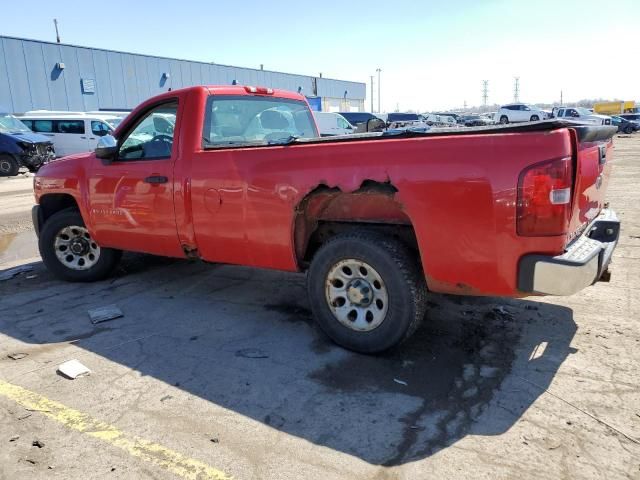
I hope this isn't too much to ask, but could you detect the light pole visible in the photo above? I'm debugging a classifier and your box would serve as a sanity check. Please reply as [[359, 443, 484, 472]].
[[376, 68, 381, 113], [370, 75, 374, 112]]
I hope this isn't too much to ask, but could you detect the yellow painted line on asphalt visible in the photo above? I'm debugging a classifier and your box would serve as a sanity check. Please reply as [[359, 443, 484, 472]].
[[0, 379, 232, 480]]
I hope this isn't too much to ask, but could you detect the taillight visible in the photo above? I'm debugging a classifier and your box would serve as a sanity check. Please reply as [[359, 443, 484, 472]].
[[517, 157, 573, 236]]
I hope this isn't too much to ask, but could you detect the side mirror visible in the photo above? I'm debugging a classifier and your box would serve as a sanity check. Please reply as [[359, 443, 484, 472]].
[[95, 135, 118, 161]]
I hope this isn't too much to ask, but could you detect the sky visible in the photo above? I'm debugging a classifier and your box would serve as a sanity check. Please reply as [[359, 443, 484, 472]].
[[2, 0, 639, 112]]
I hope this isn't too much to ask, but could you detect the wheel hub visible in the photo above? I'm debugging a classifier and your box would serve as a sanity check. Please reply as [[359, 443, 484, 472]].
[[346, 279, 373, 307], [70, 238, 90, 255], [325, 259, 389, 332], [53, 225, 101, 271]]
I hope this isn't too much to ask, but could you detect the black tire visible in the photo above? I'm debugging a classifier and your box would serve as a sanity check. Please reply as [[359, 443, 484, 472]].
[[307, 231, 427, 353], [39, 209, 122, 282], [623, 125, 633, 134], [0, 154, 20, 177], [499, 115, 509, 124], [530, 115, 540, 122]]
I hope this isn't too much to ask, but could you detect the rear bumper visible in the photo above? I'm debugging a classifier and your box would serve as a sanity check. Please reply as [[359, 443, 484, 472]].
[[518, 208, 620, 296]]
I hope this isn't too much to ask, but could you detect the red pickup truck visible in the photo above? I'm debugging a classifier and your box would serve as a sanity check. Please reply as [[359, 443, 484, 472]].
[[32, 85, 620, 353]]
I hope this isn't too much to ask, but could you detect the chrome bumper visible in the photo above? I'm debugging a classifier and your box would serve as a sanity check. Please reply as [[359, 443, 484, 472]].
[[518, 209, 620, 296]]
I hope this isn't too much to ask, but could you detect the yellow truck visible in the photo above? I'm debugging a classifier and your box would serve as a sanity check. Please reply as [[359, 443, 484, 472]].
[[593, 101, 637, 115]]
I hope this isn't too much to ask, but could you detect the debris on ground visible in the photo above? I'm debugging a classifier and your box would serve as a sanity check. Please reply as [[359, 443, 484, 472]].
[[7, 352, 28, 360], [17, 413, 32, 421], [235, 348, 269, 359], [32, 440, 45, 448], [210, 437, 219, 444], [0, 265, 34, 281], [88, 305, 124, 324], [57, 359, 91, 379], [393, 378, 408, 386], [160, 395, 173, 403], [9, 435, 19, 442]]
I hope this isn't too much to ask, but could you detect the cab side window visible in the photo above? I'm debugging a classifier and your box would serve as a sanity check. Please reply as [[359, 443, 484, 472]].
[[33, 120, 53, 133], [91, 121, 111, 137], [118, 102, 177, 161], [55, 120, 85, 134]]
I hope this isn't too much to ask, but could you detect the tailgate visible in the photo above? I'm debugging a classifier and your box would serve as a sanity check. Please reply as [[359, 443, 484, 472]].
[[567, 125, 618, 242]]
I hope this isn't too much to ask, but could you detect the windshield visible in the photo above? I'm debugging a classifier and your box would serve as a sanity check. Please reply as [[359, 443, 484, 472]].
[[0, 113, 31, 134], [202, 96, 318, 147], [576, 107, 592, 116]]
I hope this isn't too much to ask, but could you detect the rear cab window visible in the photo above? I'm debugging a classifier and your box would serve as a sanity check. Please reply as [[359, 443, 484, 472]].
[[202, 95, 318, 148]]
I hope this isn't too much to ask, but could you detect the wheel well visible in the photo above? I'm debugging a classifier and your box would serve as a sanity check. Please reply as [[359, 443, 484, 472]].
[[294, 180, 419, 267], [39, 194, 80, 225]]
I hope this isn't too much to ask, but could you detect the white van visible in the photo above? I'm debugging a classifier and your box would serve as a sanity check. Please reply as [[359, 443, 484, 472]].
[[16, 111, 124, 157], [313, 112, 355, 136]]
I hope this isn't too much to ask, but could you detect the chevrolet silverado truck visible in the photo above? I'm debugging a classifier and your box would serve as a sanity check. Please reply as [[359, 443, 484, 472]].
[[32, 85, 620, 353]]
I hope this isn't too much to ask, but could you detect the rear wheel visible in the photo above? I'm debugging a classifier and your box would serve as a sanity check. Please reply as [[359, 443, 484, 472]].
[[39, 209, 122, 282], [530, 115, 540, 122], [307, 232, 427, 353], [623, 125, 633, 134], [0, 154, 20, 177], [499, 115, 509, 124]]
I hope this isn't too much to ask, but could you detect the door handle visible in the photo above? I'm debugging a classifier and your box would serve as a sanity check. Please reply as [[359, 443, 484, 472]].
[[144, 175, 168, 184]]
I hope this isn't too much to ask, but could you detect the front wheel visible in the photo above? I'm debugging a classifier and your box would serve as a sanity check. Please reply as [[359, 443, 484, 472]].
[[530, 115, 540, 122], [623, 125, 633, 134], [499, 115, 509, 124], [39, 209, 122, 282], [0, 154, 20, 177], [307, 232, 427, 353]]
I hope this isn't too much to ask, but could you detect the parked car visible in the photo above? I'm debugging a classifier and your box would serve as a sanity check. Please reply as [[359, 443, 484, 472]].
[[496, 103, 547, 124], [431, 112, 461, 122], [551, 107, 612, 126], [377, 113, 428, 129], [422, 114, 457, 127], [338, 112, 381, 127], [33, 85, 619, 354], [619, 113, 640, 123], [458, 114, 493, 127], [313, 112, 355, 136], [481, 112, 496, 123], [0, 111, 55, 176], [610, 116, 639, 134], [16, 111, 123, 157]]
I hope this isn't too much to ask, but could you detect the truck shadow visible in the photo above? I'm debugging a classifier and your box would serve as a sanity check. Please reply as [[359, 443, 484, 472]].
[[0, 255, 577, 466]]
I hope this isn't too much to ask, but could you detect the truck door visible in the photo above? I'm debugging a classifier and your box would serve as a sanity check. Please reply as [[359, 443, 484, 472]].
[[87, 100, 183, 258]]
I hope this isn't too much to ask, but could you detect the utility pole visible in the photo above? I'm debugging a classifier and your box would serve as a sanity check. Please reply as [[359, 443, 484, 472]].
[[482, 80, 489, 106], [370, 75, 374, 112], [53, 18, 61, 43], [376, 68, 382, 113], [513, 77, 520, 103], [463, 100, 467, 110], [560, 89, 563, 106]]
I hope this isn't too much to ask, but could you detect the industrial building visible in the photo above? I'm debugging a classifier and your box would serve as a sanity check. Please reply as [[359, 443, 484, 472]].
[[0, 35, 365, 114]]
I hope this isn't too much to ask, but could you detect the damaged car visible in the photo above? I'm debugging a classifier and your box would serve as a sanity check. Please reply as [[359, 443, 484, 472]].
[[0, 111, 55, 176]]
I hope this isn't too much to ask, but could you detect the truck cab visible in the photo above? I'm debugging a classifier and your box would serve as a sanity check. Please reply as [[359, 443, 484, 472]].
[[552, 107, 612, 126]]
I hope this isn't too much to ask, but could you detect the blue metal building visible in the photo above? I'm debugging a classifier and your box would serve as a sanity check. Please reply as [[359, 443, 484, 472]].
[[0, 35, 365, 114]]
